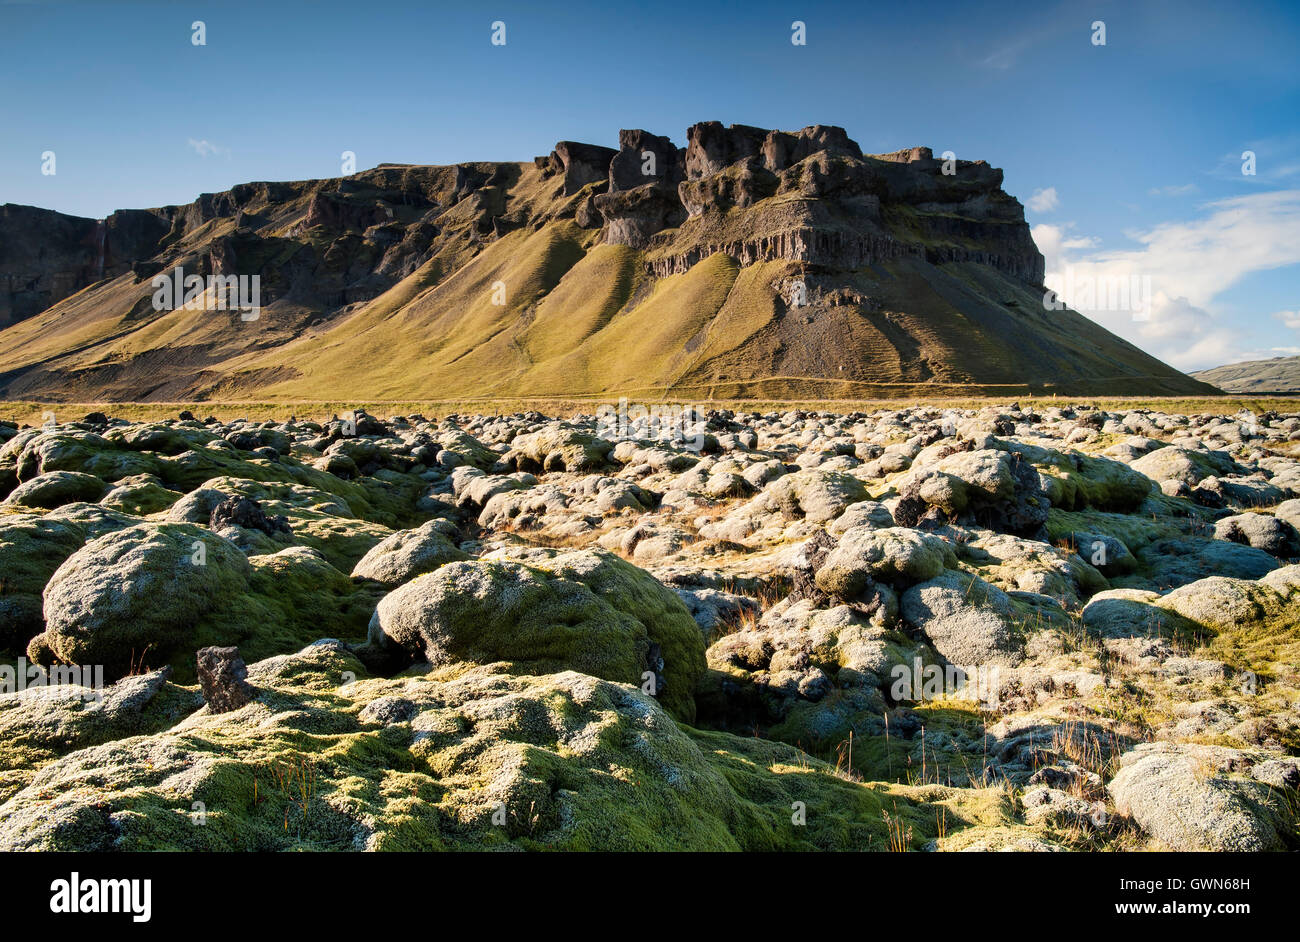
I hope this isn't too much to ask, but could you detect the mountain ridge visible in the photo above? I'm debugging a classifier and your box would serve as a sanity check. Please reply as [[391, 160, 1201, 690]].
[[1191, 355, 1300, 394], [0, 122, 1216, 402]]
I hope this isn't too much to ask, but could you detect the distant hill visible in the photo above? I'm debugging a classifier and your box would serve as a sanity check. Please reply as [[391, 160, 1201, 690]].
[[1190, 356, 1300, 394], [0, 122, 1216, 402]]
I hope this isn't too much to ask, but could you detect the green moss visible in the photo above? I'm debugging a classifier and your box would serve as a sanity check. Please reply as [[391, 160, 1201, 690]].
[[370, 549, 705, 722], [0, 514, 85, 652], [1046, 507, 1179, 552], [0, 675, 200, 804], [0, 643, 990, 852], [1032, 450, 1153, 513]]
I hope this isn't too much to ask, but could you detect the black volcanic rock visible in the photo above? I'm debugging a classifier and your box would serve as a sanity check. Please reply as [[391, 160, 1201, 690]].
[[684, 122, 770, 178], [196, 646, 256, 713], [609, 129, 684, 192], [550, 141, 618, 196], [0, 204, 169, 327], [210, 497, 292, 537]]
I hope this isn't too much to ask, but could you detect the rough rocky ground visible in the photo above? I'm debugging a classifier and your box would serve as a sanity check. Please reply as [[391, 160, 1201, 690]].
[[0, 402, 1297, 851]]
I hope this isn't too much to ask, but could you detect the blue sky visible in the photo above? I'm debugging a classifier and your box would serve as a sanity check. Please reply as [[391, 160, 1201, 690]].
[[2, 0, 1297, 371]]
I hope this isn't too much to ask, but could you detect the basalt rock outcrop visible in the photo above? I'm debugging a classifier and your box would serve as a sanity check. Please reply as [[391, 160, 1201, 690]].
[[0, 205, 171, 327], [0, 123, 1212, 400]]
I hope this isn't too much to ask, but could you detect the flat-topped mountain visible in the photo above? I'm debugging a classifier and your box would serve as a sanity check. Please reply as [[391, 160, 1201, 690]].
[[0, 122, 1214, 401], [1191, 356, 1300, 394]]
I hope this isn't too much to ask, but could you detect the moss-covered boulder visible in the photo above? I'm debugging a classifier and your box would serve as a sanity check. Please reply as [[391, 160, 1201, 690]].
[[762, 469, 872, 524], [957, 530, 1108, 606], [900, 570, 1026, 667], [1034, 450, 1153, 512], [0, 667, 200, 802], [0, 514, 86, 650], [98, 475, 184, 516], [1085, 567, 1300, 674], [42, 502, 139, 540], [4, 471, 107, 509], [1057, 530, 1138, 577], [1214, 512, 1300, 558], [896, 449, 1050, 536], [1108, 743, 1295, 851], [1129, 537, 1279, 589], [503, 423, 615, 473], [0, 641, 956, 851], [1081, 589, 1200, 640], [1130, 445, 1242, 488], [816, 526, 954, 596], [350, 519, 468, 586], [367, 548, 705, 722], [436, 425, 499, 471], [30, 523, 252, 676]]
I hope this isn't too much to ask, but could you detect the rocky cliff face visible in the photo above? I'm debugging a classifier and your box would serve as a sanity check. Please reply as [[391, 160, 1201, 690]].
[[0, 205, 171, 327], [532, 122, 1044, 284], [0, 123, 1042, 329], [0, 122, 1209, 401]]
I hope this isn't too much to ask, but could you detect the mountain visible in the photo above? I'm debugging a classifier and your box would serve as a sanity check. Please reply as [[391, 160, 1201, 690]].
[[1190, 356, 1300, 394], [0, 122, 1216, 402]]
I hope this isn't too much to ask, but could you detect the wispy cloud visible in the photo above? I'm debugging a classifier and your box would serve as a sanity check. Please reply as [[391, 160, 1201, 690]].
[[974, 1, 1083, 70], [1210, 346, 1300, 366], [1030, 223, 1095, 256], [1026, 187, 1059, 212], [187, 138, 230, 159], [1209, 134, 1300, 184], [1033, 190, 1300, 370]]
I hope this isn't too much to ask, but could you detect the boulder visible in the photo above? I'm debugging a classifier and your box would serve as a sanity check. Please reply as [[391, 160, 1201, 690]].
[[350, 519, 468, 586], [900, 570, 1025, 667], [1214, 512, 1300, 557], [29, 523, 252, 676], [196, 646, 256, 713], [0, 514, 86, 649], [1108, 744, 1292, 851], [4, 471, 107, 509], [815, 526, 951, 597], [366, 549, 705, 722]]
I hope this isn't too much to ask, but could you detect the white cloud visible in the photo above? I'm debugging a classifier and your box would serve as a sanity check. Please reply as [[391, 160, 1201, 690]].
[[1222, 346, 1300, 364], [1274, 310, 1300, 329], [1029, 222, 1095, 260], [187, 138, 230, 159], [1032, 190, 1300, 370], [1026, 187, 1058, 213]]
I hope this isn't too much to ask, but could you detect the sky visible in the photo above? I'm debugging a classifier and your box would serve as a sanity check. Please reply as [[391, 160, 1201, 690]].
[[1, 0, 1297, 372]]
